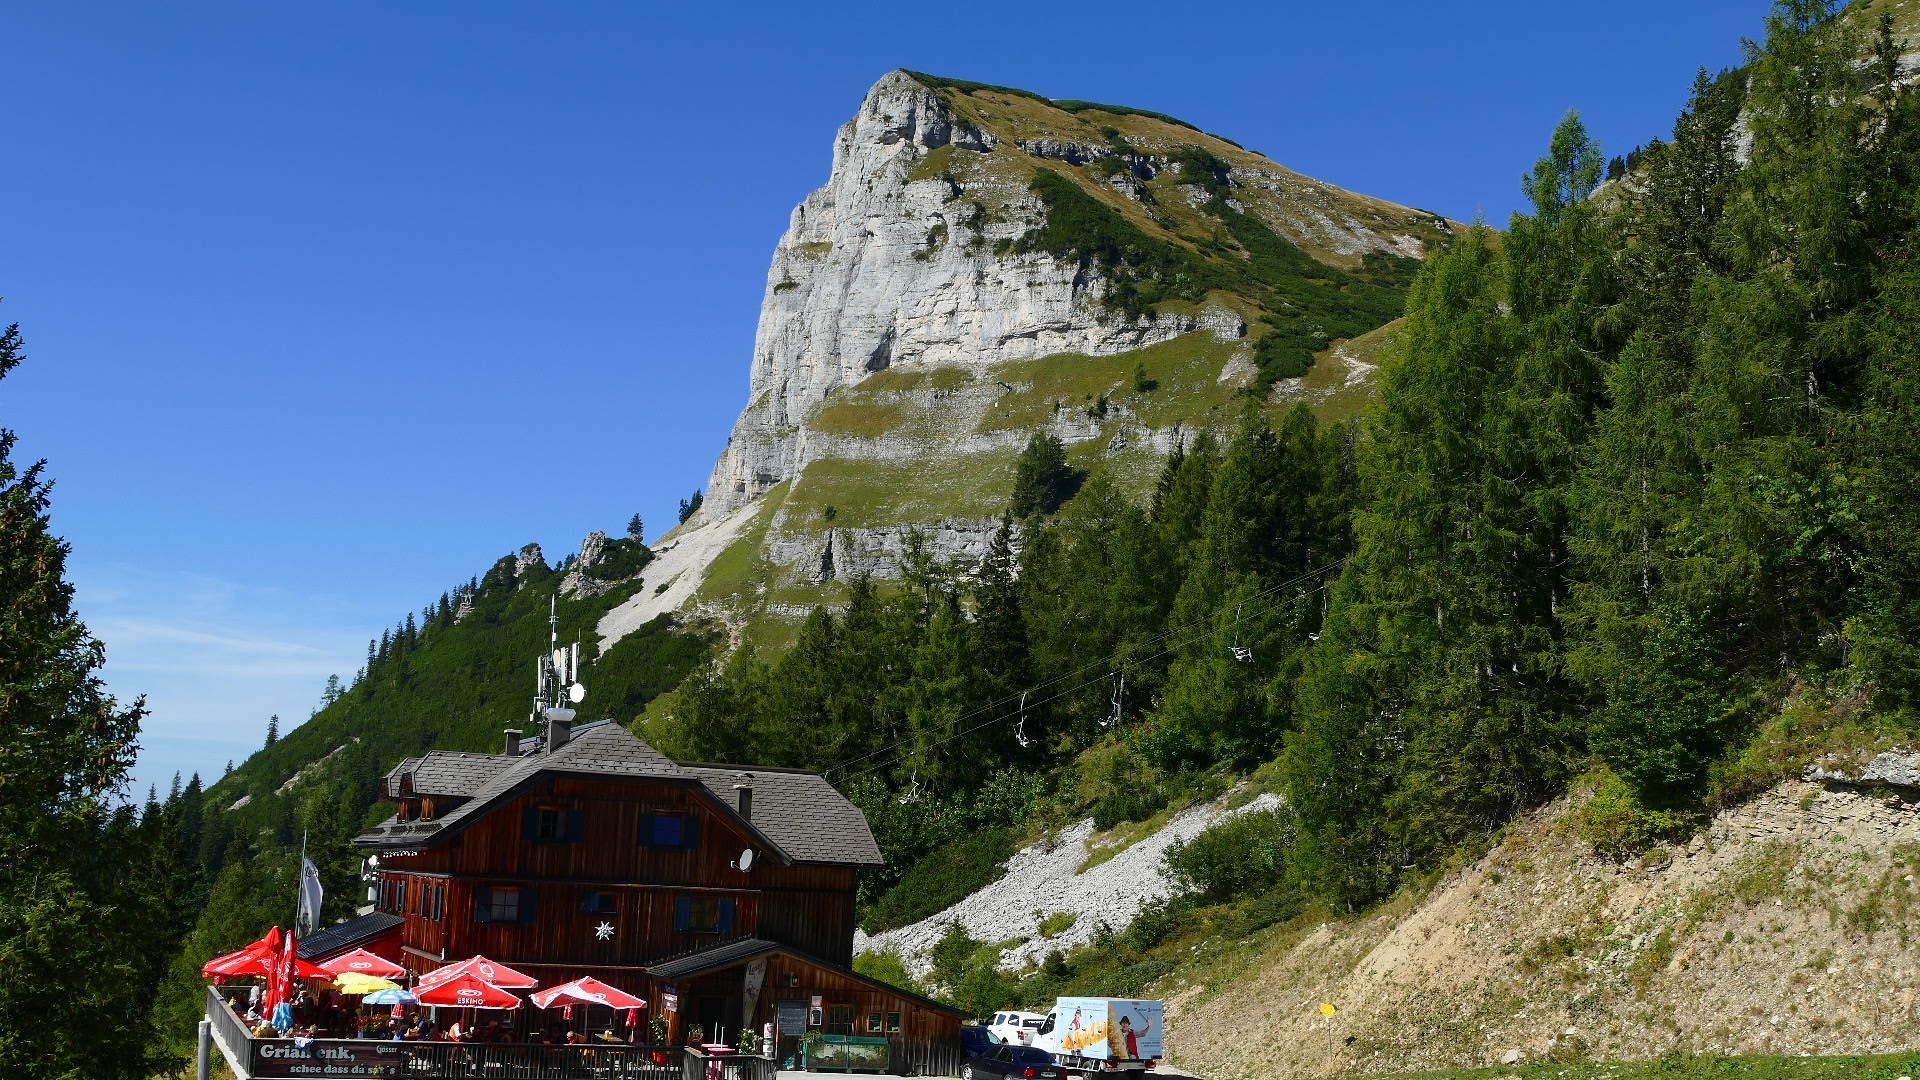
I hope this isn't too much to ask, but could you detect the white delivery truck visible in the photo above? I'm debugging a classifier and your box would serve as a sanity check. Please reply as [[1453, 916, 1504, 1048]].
[[1029, 997, 1164, 1076]]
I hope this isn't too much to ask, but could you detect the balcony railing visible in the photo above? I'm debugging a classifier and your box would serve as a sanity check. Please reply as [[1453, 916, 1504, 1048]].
[[204, 985, 715, 1079]]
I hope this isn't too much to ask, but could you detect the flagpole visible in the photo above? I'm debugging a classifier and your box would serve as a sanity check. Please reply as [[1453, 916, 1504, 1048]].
[[297, 830, 308, 934]]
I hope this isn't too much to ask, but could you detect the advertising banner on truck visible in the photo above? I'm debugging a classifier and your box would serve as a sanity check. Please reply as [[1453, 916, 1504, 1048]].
[[1055, 997, 1163, 1061]]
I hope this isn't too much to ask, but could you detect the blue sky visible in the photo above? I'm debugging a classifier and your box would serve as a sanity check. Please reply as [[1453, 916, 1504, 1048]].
[[4, 0, 1774, 798]]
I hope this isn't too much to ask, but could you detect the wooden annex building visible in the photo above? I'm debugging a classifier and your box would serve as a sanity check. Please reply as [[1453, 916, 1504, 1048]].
[[348, 717, 966, 1067]]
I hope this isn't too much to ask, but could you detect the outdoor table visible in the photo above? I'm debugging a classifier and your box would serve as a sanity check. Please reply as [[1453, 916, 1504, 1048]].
[[699, 1043, 734, 1080]]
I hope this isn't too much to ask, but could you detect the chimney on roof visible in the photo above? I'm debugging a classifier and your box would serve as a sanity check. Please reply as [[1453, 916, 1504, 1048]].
[[503, 729, 522, 756], [733, 774, 754, 822], [544, 708, 576, 752]]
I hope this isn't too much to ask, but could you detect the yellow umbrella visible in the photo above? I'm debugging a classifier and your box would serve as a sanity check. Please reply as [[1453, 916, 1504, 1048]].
[[334, 972, 401, 995]]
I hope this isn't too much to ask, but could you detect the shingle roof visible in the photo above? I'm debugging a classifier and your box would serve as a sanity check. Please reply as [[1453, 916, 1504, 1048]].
[[355, 724, 881, 867], [644, 937, 967, 1017], [681, 765, 883, 866], [400, 751, 517, 796], [298, 911, 403, 961], [646, 936, 784, 979]]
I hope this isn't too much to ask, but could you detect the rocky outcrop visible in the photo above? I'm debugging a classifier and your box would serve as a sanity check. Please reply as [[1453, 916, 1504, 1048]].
[[703, 71, 1211, 517], [559, 531, 610, 598], [1805, 748, 1920, 789], [512, 543, 545, 580], [601, 71, 1454, 650]]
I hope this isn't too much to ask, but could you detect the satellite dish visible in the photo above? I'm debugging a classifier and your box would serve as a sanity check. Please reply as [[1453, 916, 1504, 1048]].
[[734, 848, 755, 872], [568, 683, 586, 704]]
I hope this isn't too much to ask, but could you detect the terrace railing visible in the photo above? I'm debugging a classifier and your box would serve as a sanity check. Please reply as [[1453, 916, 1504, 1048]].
[[205, 985, 689, 1079]]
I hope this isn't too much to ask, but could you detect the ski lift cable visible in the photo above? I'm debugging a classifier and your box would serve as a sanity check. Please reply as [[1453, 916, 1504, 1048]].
[[828, 558, 1349, 787], [824, 555, 1346, 779]]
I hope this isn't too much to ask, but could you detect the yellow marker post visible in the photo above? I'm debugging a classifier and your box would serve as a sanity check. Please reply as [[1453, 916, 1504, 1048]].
[[1319, 1003, 1335, 1058]]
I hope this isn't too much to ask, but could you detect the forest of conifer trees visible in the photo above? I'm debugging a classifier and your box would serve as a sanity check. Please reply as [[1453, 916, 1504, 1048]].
[[665, 0, 1920, 931], [12, 2, 1920, 1071]]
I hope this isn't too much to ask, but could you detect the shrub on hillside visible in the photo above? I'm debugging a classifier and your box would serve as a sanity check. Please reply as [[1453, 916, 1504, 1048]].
[[1577, 772, 1703, 860], [851, 948, 921, 996], [1162, 806, 1293, 900], [861, 827, 1015, 932]]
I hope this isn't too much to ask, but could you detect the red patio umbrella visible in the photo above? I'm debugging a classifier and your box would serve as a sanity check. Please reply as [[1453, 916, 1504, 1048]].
[[418, 955, 539, 990], [262, 931, 299, 1019], [201, 940, 272, 978], [414, 971, 522, 1010], [201, 929, 333, 980], [530, 977, 645, 1010], [321, 948, 406, 979]]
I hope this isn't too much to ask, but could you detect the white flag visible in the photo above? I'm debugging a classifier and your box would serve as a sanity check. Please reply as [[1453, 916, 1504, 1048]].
[[298, 855, 324, 933]]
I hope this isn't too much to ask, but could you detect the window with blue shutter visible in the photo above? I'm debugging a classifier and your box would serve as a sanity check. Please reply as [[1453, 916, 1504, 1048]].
[[717, 896, 735, 934], [673, 896, 691, 931], [641, 813, 699, 848], [474, 886, 494, 924]]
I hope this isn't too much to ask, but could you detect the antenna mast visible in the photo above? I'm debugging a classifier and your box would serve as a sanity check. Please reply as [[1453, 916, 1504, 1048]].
[[530, 596, 585, 733]]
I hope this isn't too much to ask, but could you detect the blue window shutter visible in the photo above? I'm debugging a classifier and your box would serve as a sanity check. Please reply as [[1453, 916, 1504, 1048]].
[[674, 896, 691, 931], [638, 812, 655, 846], [566, 808, 584, 843], [521, 806, 539, 843], [520, 889, 538, 925], [474, 886, 493, 924], [718, 897, 735, 934], [683, 814, 701, 850]]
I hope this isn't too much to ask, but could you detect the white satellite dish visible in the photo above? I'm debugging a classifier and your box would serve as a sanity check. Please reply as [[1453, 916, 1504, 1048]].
[[568, 683, 586, 704], [734, 848, 755, 872]]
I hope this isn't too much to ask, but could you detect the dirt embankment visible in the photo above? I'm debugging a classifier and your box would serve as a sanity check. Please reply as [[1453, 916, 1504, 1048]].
[[1166, 776, 1920, 1079]]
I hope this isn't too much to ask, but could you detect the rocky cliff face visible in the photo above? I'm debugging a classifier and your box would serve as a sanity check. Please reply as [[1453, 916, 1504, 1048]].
[[601, 71, 1453, 649]]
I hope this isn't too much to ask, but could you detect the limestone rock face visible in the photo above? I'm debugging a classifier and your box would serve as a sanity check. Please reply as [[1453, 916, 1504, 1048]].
[[512, 543, 545, 580], [703, 71, 1229, 518], [601, 71, 1454, 649]]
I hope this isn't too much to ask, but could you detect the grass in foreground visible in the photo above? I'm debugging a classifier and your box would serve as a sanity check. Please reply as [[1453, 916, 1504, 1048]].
[[1350, 1050, 1920, 1080]]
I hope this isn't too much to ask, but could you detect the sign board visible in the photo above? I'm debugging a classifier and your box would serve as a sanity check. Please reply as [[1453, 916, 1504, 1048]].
[[776, 1000, 808, 1037], [1320, 1002, 1336, 1018], [663, 993, 679, 1013], [252, 1039, 408, 1077]]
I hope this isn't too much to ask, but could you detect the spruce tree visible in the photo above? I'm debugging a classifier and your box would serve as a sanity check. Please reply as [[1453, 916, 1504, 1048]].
[[0, 323, 162, 1078], [1010, 432, 1075, 518]]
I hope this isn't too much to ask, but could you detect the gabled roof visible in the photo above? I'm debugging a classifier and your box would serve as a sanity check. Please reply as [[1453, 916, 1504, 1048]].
[[298, 911, 403, 962], [388, 751, 517, 797], [680, 764, 882, 867], [645, 936, 967, 1018], [355, 724, 882, 867]]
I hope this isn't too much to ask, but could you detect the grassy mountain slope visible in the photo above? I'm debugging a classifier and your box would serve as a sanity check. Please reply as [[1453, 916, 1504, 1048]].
[[202, 545, 711, 867]]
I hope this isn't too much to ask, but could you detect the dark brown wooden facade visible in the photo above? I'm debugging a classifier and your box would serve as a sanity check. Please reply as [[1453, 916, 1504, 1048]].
[[353, 722, 965, 1060]]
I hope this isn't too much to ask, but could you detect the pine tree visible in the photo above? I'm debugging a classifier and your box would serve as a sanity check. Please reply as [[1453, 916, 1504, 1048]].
[[1009, 433, 1075, 517], [264, 713, 280, 747], [627, 513, 645, 539], [0, 323, 163, 1078]]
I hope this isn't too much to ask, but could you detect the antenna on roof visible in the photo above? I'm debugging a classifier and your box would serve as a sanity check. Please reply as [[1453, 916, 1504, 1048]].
[[530, 595, 583, 749]]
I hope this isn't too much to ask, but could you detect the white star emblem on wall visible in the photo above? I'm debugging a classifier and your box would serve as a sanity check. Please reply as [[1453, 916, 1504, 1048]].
[[594, 921, 615, 941]]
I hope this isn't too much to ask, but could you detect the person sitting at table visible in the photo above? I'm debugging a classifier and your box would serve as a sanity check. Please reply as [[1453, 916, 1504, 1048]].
[[251, 1017, 278, 1038]]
